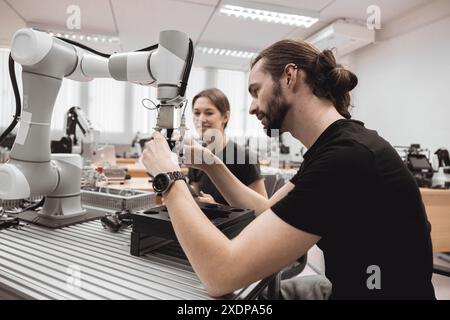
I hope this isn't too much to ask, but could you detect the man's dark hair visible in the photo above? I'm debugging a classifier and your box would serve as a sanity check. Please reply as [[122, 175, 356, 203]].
[[252, 39, 358, 119]]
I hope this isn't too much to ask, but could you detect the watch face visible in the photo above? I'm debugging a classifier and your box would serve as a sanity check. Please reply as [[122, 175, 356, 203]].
[[153, 173, 170, 193]]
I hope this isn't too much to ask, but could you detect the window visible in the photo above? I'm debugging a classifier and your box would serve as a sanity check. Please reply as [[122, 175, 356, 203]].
[[87, 78, 125, 133], [132, 85, 158, 134], [51, 79, 81, 131], [184, 67, 207, 138], [216, 69, 248, 137], [244, 88, 266, 137]]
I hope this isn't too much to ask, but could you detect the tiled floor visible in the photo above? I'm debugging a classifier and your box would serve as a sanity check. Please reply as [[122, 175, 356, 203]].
[[302, 247, 450, 300]]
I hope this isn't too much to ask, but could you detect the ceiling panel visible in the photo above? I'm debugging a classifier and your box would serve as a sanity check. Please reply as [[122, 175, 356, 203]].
[[194, 52, 252, 71], [3, 0, 436, 69], [199, 0, 332, 51], [0, 1, 26, 46], [111, 0, 216, 51], [286, 21, 330, 40], [178, 0, 218, 5], [199, 13, 298, 50], [250, 0, 332, 11], [287, 0, 430, 41], [320, 0, 430, 24], [7, 0, 117, 34]]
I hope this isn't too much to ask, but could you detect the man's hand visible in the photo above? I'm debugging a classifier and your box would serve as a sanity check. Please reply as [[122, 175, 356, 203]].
[[142, 131, 181, 177], [183, 136, 222, 171], [196, 191, 217, 204]]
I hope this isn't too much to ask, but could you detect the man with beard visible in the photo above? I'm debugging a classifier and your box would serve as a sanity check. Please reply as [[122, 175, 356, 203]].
[[142, 39, 435, 300]]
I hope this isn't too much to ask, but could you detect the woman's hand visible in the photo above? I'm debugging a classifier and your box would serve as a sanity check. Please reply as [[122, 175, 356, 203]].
[[196, 191, 217, 204], [142, 131, 181, 177], [183, 136, 222, 171]]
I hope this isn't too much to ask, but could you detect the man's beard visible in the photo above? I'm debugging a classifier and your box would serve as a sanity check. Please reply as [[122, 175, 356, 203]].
[[263, 81, 290, 137]]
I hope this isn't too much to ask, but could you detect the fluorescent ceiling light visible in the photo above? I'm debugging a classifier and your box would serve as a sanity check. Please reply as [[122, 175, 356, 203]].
[[196, 45, 257, 59], [35, 28, 120, 45], [219, 0, 319, 28]]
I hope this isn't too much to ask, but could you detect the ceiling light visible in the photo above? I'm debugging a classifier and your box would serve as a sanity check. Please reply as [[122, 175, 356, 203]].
[[196, 46, 257, 59], [219, 0, 319, 28], [32, 27, 121, 46]]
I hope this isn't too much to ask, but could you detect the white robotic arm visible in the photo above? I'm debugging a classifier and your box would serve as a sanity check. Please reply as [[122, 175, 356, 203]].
[[108, 30, 191, 138], [0, 28, 193, 222]]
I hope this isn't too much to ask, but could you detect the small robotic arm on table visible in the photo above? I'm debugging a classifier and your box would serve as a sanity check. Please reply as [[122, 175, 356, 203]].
[[0, 28, 193, 222], [50, 106, 97, 154]]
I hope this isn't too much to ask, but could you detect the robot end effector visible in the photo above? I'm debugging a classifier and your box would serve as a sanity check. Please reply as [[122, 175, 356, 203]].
[[107, 30, 193, 150]]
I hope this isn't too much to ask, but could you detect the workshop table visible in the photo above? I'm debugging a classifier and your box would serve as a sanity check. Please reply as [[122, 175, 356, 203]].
[[421, 188, 450, 253], [0, 219, 264, 299]]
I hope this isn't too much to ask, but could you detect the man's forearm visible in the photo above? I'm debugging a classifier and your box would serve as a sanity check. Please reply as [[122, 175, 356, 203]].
[[164, 181, 235, 295], [204, 163, 269, 215]]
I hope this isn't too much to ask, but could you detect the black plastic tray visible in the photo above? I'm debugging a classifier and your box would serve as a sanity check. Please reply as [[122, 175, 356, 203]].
[[130, 202, 255, 256]]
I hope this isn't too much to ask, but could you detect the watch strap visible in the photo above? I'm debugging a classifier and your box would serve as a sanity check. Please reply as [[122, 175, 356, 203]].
[[167, 171, 186, 182]]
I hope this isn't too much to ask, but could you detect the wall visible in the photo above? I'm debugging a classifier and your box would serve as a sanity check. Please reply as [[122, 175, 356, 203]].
[[349, 7, 450, 155]]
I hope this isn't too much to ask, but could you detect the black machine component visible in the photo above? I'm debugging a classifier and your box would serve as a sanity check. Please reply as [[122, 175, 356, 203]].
[[435, 148, 450, 167], [279, 134, 290, 155], [433, 148, 450, 189], [50, 136, 72, 153], [51, 107, 94, 153], [0, 216, 20, 230], [138, 129, 177, 152], [405, 144, 433, 188], [65, 106, 86, 145], [139, 138, 151, 150], [130, 202, 255, 256], [0, 133, 16, 150], [101, 209, 133, 233]]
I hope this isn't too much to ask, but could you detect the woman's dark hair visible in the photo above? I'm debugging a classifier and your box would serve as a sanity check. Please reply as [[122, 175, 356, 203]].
[[192, 88, 231, 128], [251, 39, 358, 119]]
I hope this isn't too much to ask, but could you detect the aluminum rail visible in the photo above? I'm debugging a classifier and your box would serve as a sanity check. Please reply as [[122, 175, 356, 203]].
[[0, 219, 260, 300]]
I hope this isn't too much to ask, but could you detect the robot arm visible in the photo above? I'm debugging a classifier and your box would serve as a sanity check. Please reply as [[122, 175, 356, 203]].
[[11, 28, 191, 94], [108, 30, 192, 145], [66, 107, 94, 140], [56, 106, 97, 154], [0, 28, 193, 203]]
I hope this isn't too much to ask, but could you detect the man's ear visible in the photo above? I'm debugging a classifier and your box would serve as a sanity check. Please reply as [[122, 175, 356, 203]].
[[284, 63, 299, 89]]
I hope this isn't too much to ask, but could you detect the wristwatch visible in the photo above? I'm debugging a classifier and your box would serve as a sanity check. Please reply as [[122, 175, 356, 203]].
[[152, 171, 186, 194]]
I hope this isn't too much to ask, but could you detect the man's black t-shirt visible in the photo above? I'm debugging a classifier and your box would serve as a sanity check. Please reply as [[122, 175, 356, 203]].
[[188, 140, 262, 205], [271, 119, 435, 299]]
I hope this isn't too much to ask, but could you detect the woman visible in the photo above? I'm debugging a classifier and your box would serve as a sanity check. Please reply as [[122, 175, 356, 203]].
[[188, 88, 267, 204]]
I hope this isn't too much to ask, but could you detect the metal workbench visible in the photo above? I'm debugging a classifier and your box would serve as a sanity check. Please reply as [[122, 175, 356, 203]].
[[0, 219, 264, 300]]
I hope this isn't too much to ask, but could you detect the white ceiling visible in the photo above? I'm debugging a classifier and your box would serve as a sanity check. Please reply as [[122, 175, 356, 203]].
[[1, 0, 431, 70]]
